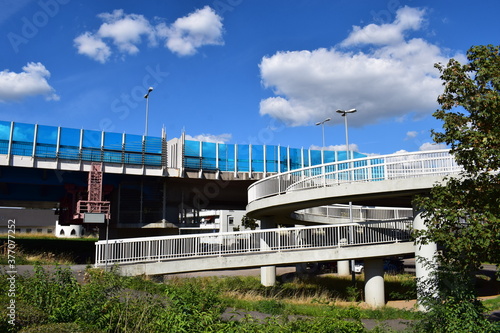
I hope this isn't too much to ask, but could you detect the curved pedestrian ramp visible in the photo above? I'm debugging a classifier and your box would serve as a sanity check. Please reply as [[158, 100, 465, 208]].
[[96, 219, 414, 276]]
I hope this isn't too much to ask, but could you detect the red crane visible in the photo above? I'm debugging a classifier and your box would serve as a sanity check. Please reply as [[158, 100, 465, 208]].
[[74, 163, 110, 221]]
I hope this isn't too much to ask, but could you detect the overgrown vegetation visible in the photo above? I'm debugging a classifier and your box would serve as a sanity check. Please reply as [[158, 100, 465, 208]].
[[1, 265, 498, 332], [0, 266, 417, 332]]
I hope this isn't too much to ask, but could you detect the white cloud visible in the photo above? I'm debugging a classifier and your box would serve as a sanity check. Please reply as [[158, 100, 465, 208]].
[[310, 143, 359, 152], [394, 149, 409, 154], [419, 142, 448, 151], [97, 10, 156, 54], [74, 6, 223, 62], [341, 6, 425, 47], [185, 133, 231, 143], [74, 10, 153, 62], [0, 62, 59, 102], [405, 131, 418, 140], [74, 32, 111, 64], [259, 6, 464, 128], [157, 6, 224, 56]]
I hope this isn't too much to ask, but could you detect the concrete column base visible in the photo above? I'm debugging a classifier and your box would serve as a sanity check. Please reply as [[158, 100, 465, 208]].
[[337, 260, 350, 276], [260, 218, 277, 287], [261, 266, 276, 286], [364, 258, 385, 308]]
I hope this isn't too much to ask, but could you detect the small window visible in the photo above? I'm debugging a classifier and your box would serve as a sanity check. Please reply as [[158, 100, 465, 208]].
[[26, 228, 32, 234], [70, 229, 76, 236], [228, 216, 234, 225], [47, 229, 52, 234], [37, 229, 43, 233], [60, 229, 65, 236]]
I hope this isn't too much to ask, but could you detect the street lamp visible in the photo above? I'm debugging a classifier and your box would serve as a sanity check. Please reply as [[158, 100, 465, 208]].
[[315, 117, 331, 148], [144, 87, 154, 137], [335, 108, 356, 158], [336, 108, 357, 281]]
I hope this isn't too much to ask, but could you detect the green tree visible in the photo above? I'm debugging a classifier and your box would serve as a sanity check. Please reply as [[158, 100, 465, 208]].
[[241, 215, 259, 230], [414, 45, 500, 332]]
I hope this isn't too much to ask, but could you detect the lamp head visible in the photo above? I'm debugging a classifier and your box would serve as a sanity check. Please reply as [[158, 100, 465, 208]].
[[316, 118, 331, 125], [336, 109, 357, 115], [144, 87, 154, 98]]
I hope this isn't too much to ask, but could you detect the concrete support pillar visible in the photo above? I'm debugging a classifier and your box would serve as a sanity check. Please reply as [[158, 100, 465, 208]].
[[337, 260, 350, 276], [364, 258, 385, 307], [414, 210, 438, 310], [260, 217, 277, 287], [261, 266, 276, 287]]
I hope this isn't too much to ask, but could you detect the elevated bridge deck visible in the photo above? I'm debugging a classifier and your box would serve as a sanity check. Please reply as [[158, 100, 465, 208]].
[[96, 219, 413, 276]]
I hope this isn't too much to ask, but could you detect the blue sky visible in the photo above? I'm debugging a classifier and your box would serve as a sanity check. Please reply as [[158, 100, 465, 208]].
[[0, 0, 497, 155]]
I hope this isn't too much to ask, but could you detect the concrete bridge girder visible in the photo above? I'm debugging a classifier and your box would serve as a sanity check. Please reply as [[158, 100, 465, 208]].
[[246, 175, 446, 223]]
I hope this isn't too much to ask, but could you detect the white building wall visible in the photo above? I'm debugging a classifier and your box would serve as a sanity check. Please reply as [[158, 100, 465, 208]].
[[55, 220, 85, 238]]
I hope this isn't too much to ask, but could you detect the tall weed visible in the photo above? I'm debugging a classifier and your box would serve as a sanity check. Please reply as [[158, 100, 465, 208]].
[[18, 265, 80, 322]]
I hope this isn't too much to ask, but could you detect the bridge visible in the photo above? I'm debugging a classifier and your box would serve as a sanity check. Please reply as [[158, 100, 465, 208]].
[[97, 217, 415, 308], [243, 149, 461, 306], [247, 149, 460, 219], [96, 218, 414, 273], [0, 120, 366, 238], [0, 119, 464, 307], [95, 150, 461, 307]]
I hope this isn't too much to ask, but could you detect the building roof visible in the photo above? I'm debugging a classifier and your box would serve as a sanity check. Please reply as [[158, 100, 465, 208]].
[[0, 208, 57, 227]]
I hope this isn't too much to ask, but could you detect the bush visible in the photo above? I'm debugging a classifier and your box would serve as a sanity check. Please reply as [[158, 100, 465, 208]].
[[18, 265, 80, 323], [0, 299, 48, 332], [153, 279, 225, 332], [255, 299, 286, 315], [287, 316, 365, 333], [412, 259, 500, 333]]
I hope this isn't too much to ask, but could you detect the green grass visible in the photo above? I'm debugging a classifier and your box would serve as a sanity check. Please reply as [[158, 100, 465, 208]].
[[163, 274, 420, 320], [482, 295, 500, 311]]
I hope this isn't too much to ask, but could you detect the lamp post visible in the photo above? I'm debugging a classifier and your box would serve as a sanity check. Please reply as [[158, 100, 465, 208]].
[[336, 108, 357, 221], [144, 87, 154, 137], [336, 108, 357, 281], [315, 117, 331, 148], [141, 87, 153, 225], [335, 109, 356, 159]]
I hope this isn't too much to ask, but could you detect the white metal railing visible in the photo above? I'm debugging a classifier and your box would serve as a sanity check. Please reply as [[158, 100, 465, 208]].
[[95, 219, 412, 267], [248, 149, 461, 203], [296, 204, 413, 222]]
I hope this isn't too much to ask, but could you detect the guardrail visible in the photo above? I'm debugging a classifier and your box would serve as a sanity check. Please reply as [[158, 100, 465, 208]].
[[296, 205, 414, 221], [95, 219, 412, 267], [248, 149, 460, 203]]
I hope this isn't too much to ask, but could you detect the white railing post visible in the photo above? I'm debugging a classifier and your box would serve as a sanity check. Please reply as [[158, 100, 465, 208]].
[[367, 158, 372, 181], [157, 240, 161, 262], [321, 164, 326, 186]]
